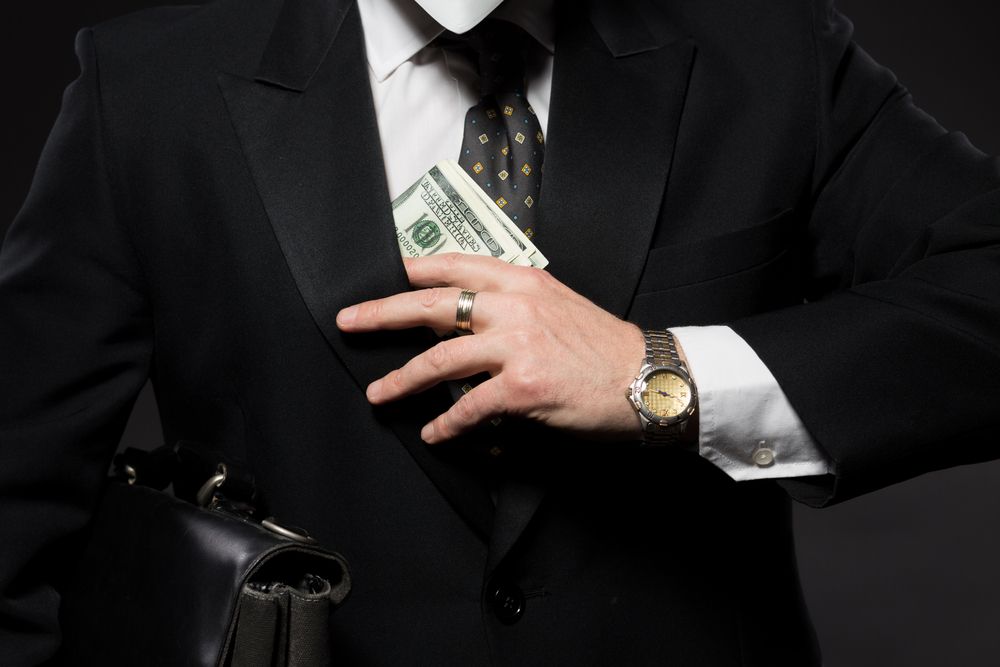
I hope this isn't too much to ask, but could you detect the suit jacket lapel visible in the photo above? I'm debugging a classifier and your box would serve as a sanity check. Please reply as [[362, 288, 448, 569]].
[[541, 0, 694, 317], [487, 0, 695, 576], [217, 0, 495, 539]]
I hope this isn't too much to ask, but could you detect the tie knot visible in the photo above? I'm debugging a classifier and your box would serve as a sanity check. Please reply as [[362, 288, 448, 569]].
[[438, 19, 532, 98]]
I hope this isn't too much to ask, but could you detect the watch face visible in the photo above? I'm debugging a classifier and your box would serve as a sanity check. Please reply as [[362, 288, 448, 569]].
[[641, 369, 692, 420]]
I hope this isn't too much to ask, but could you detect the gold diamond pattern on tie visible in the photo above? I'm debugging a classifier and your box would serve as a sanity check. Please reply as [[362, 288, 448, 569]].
[[454, 19, 545, 235]]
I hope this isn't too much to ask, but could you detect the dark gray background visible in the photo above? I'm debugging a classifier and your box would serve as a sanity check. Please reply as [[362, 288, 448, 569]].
[[3, 2, 999, 664]]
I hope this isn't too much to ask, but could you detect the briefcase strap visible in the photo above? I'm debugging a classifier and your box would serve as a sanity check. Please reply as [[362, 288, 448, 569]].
[[115, 441, 258, 506]]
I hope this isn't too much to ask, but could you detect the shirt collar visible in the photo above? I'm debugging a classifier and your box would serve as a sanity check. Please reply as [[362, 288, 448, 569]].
[[357, 0, 555, 83]]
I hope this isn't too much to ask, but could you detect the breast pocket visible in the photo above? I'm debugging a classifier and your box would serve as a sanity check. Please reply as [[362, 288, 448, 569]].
[[629, 209, 804, 328]]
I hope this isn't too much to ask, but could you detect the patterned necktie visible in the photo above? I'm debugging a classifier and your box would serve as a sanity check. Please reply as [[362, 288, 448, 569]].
[[448, 20, 545, 238]]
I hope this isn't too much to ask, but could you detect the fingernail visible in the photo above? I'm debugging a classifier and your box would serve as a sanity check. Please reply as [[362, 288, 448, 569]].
[[337, 305, 358, 327], [420, 422, 436, 443], [366, 379, 382, 402]]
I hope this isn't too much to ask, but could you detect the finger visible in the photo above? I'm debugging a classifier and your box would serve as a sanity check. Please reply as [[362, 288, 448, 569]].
[[337, 287, 503, 332], [367, 334, 505, 404], [404, 253, 558, 295], [420, 380, 505, 444]]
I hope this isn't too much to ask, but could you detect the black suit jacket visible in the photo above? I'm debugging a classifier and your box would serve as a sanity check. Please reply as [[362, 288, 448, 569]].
[[2, 0, 998, 664]]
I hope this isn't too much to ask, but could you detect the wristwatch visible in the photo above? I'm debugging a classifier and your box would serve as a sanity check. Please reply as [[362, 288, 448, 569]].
[[626, 329, 698, 446]]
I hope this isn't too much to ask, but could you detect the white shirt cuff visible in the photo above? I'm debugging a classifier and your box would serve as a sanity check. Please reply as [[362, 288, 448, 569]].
[[669, 325, 832, 482]]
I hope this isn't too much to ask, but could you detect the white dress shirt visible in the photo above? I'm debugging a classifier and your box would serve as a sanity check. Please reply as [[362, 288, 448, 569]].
[[356, 0, 831, 481]]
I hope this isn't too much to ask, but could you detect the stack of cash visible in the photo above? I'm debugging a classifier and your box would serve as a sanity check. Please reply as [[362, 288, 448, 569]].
[[392, 160, 548, 269]]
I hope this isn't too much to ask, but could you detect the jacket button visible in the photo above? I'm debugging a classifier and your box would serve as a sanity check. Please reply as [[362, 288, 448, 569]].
[[489, 579, 525, 624]]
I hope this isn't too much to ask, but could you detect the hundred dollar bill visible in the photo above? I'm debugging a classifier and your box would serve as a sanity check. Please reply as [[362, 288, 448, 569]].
[[436, 161, 549, 269], [393, 160, 548, 269], [392, 164, 519, 263]]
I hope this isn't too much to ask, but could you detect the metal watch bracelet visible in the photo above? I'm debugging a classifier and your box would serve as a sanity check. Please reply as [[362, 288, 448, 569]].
[[641, 330, 688, 446]]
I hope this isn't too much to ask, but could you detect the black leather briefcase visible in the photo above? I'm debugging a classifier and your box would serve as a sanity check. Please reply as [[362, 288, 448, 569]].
[[58, 445, 351, 667]]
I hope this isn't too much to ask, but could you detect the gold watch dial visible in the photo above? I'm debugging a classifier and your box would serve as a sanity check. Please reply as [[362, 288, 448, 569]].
[[641, 370, 691, 419]]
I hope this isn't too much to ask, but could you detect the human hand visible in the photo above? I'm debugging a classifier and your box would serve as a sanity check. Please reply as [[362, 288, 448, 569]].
[[335, 254, 646, 444]]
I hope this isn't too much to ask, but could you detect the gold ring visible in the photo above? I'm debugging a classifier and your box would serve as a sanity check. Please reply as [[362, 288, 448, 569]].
[[455, 289, 477, 333]]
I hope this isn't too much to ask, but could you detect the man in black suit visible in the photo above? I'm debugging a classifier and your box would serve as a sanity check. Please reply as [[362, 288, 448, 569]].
[[1, 0, 998, 664]]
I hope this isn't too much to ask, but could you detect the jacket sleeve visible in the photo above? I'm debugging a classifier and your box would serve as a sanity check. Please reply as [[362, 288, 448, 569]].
[[0, 29, 153, 664], [730, 2, 1000, 507]]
